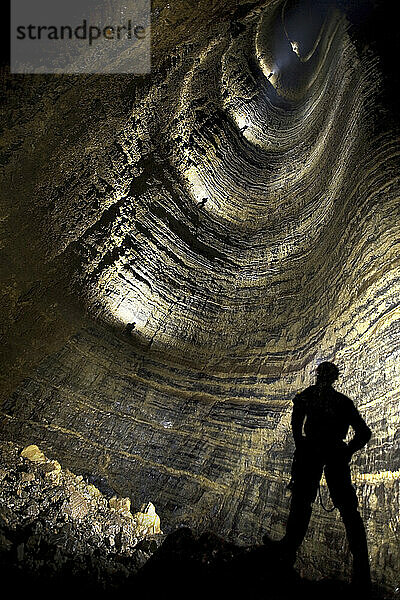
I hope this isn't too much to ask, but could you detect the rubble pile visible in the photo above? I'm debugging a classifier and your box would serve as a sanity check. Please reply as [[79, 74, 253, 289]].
[[0, 441, 163, 591]]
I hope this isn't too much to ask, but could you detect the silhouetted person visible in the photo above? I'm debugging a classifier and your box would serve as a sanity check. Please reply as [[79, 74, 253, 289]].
[[280, 362, 372, 591]]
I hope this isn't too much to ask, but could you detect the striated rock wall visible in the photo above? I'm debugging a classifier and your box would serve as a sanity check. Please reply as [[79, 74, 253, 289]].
[[1, 0, 399, 593]]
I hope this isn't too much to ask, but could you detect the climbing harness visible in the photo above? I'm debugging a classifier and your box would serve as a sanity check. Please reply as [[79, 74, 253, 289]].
[[287, 452, 336, 512]]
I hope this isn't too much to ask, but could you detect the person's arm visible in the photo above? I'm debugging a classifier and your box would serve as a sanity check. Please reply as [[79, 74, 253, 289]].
[[346, 400, 372, 456], [291, 394, 307, 447]]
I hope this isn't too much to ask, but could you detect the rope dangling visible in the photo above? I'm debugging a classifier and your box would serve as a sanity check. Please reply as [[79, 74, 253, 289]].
[[318, 483, 336, 513]]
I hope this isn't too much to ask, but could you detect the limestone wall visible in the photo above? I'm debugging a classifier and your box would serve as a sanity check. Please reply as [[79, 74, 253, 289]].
[[1, 0, 398, 592]]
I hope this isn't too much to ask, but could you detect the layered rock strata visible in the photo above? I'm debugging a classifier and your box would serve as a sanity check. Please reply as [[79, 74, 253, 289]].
[[0, 0, 399, 593]]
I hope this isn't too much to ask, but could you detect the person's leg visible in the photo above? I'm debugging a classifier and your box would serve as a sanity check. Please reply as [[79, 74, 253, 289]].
[[282, 446, 323, 559], [325, 456, 371, 589]]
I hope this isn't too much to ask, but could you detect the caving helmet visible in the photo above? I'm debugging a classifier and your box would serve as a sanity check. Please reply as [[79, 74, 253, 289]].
[[316, 361, 339, 382]]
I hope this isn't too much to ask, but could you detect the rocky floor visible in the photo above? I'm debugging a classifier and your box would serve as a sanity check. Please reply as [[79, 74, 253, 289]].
[[0, 441, 394, 599], [134, 528, 395, 600], [0, 440, 163, 594]]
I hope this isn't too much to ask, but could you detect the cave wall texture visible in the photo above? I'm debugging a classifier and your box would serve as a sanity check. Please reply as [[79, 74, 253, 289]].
[[1, 0, 399, 591]]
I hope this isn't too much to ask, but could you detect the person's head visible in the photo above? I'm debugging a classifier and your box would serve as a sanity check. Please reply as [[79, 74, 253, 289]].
[[316, 361, 339, 385]]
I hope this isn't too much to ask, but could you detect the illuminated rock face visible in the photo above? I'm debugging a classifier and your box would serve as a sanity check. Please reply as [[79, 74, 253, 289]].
[[0, 0, 399, 592]]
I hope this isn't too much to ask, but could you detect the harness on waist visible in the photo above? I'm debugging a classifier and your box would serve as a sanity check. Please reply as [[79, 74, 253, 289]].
[[287, 447, 337, 513]]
